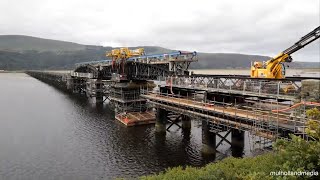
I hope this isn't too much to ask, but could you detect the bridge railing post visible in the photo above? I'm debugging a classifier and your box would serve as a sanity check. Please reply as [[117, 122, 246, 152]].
[[234, 98, 237, 119], [277, 81, 280, 97], [259, 81, 261, 95]]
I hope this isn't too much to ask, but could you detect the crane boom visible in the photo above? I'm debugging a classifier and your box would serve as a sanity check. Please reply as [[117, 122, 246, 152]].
[[281, 26, 320, 59]]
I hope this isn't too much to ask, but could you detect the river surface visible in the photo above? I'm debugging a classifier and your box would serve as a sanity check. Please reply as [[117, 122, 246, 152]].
[[191, 68, 320, 77], [0, 72, 287, 179]]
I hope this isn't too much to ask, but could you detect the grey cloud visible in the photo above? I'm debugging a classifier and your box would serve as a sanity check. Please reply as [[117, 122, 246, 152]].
[[0, 0, 319, 62], [143, 11, 319, 61]]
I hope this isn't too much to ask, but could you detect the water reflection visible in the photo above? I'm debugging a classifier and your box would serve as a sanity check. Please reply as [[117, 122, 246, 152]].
[[0, 73, 253, 179]]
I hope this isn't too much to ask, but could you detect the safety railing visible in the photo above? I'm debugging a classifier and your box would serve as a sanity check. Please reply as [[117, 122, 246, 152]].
[[141, 89, 308, 138], [163, 76, 300, 98]]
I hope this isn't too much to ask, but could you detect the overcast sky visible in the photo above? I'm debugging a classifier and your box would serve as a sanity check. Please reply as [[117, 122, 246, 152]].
[[0, 0, 319, 62]]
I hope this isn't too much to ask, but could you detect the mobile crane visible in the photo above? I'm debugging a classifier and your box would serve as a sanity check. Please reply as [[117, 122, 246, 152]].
[[251, 26, 320, 79]]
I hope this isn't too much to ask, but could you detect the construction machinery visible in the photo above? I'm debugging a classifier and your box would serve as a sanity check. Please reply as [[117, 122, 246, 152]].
[[251, 26, 320, 79], [106, 47, 145, 67]]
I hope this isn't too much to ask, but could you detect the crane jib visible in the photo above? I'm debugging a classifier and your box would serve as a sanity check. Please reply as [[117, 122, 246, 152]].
[[251, 26, 319, 79], [283, 26, 320, 55]]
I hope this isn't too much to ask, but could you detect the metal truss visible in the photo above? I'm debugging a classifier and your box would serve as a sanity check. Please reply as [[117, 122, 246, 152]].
[[163, 75, 314, 101], [74, 64, 99, 78]]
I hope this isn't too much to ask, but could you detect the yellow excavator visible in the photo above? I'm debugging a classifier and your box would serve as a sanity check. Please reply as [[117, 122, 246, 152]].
[[251, 26, 320, 79]]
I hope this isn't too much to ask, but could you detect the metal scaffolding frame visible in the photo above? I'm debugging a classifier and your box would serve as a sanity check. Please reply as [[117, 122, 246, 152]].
[[162, 76, 308, 101], [140, 87, 309, 142], [109, 86, 149, 114]]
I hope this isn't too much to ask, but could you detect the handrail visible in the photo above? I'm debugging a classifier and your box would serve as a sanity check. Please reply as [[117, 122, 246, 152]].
[[272, 101, 320, 113]]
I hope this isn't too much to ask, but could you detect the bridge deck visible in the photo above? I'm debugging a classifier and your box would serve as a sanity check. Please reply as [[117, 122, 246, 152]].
[[166, 85, 295, 101], [141, 93, 305, 139]]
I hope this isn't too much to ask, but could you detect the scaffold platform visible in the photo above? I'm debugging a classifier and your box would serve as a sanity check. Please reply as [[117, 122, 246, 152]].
[[115, 111, 156, 126], [141, 92, 306, 139]]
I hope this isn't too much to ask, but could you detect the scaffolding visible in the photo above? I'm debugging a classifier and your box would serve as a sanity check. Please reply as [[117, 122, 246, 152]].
[[140, 87, 310, 145], [109, 87, 148, 113], [85, 79, 112, 100], [110, 82, 156, 126]]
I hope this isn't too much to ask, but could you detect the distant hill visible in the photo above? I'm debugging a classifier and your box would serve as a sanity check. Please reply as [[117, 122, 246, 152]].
[[0, 35, 318, 70], [0, 35, 86, 52], [192, 53, 271, 69], [191, 53, 319, 69]]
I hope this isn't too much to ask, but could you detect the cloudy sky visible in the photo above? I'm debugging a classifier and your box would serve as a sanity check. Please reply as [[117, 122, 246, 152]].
[[0, 0, 319, 61]]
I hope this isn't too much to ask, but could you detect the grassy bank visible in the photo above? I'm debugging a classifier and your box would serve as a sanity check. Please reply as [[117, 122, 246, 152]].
[[141, 108, 320, 180]]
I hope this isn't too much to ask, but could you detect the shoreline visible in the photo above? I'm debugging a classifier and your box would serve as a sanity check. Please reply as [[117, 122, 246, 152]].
[[1, 68, 319, 72]]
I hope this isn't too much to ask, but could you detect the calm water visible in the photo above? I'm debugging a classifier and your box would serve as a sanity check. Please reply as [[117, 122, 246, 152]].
[[0, 73, 259, 179], [191, 69, 320, 77]]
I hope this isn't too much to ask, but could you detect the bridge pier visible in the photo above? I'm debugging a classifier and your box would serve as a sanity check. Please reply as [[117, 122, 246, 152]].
[[110, 81, 147, 114], [181, 115, 191, 130], [26, 71, 70, 91], [155, 108, 167, 134], [231, 129, 245, 157], [95, 79, 104, 103], [71, 77, 87, 94], [112, 81, 156, 126], [180, 115, 191, 144], [201, 120, 216, 156]]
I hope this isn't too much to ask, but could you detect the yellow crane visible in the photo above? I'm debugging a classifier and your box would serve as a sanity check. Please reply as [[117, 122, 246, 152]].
[[251, 26, 320, 79], [106, 47, 145, 74], [106, 47, 144, 65]]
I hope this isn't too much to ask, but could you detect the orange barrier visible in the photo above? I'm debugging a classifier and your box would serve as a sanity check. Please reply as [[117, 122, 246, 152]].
[[272, 101, 320, 112]]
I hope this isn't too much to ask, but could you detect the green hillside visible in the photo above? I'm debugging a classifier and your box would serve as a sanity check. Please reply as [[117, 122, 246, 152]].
[[0, 35, 318, 70], [0, 35, 86, 52], [193, 53, 271, 69]]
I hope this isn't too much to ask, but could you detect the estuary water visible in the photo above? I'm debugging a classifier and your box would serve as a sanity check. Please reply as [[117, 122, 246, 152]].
[[0, 73, 266, 179]]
